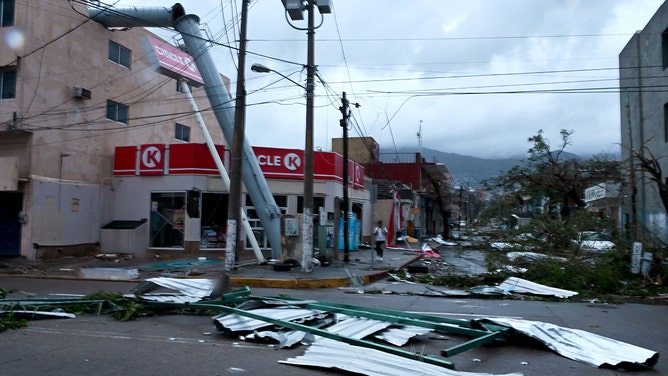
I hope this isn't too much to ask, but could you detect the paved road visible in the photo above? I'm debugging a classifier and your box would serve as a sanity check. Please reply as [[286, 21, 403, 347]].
[[1, 277, 666, 376]]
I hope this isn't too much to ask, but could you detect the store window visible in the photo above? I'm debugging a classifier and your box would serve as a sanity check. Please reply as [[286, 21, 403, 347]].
[[150, 192, 186, 248], [297, 195, 324, 214], [244, 195, 288, 250], [200, 192, 229, 249]]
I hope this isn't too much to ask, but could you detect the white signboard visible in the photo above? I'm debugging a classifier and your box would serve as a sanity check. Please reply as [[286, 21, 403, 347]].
[[584, 184, 606, 203], [631, 242, 642, 274]]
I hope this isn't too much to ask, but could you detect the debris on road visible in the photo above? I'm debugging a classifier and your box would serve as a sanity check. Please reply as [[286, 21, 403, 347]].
[[0, 281, 659, 375], [497, 277, 578, 299], [367, 275, 578, 300], [479, 317, 659, 369], [280, 338, 523, 376], [128, 277, 216, 303], [80, 267, 139, 280]]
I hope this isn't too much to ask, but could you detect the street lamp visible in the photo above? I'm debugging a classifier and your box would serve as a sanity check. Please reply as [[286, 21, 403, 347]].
[[250, 64, 306, 90]]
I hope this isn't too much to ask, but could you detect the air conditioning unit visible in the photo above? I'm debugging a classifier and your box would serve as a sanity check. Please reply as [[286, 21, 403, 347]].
[[73, 86, 92, 100]]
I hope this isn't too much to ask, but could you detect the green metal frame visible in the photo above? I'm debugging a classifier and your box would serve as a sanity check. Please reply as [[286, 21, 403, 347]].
[[250, 296, 512, 361], [0, 286, 512, 370]]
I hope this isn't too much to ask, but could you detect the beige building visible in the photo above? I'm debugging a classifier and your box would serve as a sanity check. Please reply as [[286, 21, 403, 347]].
[[0, 1, 371, 261], [0, 1, 224, 258]]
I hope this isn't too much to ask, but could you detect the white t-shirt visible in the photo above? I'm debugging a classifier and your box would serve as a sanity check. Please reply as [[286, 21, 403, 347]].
[[374, 226, 387, 241]]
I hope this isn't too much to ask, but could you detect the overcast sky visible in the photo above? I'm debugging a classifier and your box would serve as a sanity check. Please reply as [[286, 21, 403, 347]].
[[118, 0, 664, 159]]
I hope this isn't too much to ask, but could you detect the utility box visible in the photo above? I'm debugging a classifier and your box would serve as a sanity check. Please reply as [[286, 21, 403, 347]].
[[100, 219, 148, 255], [280, 214, 302, 261]]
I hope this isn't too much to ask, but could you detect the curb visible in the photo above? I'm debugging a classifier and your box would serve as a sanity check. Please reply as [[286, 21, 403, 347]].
[[0, 273, 379, 288], [0, 255, 422, 288]]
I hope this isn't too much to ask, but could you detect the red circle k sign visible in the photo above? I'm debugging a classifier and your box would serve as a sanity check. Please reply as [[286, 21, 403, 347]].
[[140, 144, 165, 175], [255, 147, 303, 177]]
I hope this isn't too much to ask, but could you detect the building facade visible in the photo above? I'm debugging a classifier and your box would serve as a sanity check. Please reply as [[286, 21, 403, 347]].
[[0, 0, 370, 260], [619, 1, 668, 243], [361, 150, 453, 241]]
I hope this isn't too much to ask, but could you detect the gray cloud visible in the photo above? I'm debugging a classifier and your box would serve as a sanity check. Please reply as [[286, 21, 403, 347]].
[[124, 0, 662, 158]]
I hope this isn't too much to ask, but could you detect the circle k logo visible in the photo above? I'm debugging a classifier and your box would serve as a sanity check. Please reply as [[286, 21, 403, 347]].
[[283, 153, 301, 171], [142, 146, 162, 168]]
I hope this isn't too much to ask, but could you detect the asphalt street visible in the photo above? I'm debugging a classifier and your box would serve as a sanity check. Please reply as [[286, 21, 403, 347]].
[[1, 277, 666, 376]]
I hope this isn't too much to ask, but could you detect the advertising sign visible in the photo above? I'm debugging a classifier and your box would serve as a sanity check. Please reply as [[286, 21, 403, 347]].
[[142, 37, 204, 86], [253, 146, 304, 179]]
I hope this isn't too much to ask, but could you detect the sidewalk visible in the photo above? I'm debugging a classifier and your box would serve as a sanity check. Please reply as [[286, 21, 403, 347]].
[[0, 247, 424, 289]]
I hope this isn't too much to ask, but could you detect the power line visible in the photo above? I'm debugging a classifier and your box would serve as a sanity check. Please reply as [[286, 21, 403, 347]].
[[249, 32, 638, 43]]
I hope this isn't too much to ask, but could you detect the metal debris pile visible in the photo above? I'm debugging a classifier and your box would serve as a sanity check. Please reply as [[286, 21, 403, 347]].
[[0, 279, 659, 376]]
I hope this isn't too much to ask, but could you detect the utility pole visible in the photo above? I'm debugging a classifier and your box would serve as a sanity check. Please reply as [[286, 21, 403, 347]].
[[340, 92, 350, 262], [226, 0, 250, 275], [280, 0, 332, 272], [302, 0, 316, 273], [626, 91, 638, 241]]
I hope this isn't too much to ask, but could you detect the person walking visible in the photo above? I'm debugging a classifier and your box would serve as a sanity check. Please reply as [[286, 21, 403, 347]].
[[373, 220, 388, 261]]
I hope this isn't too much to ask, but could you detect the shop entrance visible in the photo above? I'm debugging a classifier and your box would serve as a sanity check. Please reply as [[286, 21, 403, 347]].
[[0, 192, 22, 256], [150, 192, 186, 248], [200, 193, 229, 249]]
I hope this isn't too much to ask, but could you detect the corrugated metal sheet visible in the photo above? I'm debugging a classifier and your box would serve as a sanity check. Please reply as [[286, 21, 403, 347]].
[[497, 277, 578, 299], [481, 317, 659, 369], [131, 294, 204, 304], [280, 338, 524, 376], [325, 315, 391, 339], [144, 277, 215, 297], [213, 307, 331, 333], [246, 330, 314, 348], [216, 308, 433, 348], [374, 325, 433, 347], [0, 310, 76, 319], [130, 278, 215, 303]]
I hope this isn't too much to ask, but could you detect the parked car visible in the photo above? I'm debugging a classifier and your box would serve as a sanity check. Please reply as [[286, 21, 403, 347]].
[[574, 231, 616, 252]]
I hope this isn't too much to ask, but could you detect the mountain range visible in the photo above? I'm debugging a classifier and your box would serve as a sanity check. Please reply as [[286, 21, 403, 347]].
[[391, 147, 620, 187], [415, 148, 522, 186]]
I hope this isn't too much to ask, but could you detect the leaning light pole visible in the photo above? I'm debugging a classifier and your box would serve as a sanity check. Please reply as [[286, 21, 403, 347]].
[[88, 3, 283, 260]]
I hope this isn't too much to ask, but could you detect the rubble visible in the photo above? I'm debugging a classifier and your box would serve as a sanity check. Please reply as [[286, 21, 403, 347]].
[[0, 281, 660, 375]]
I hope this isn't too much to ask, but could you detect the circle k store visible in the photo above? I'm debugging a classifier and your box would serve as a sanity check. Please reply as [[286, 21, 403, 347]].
[[103, 142, 370, 258]]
